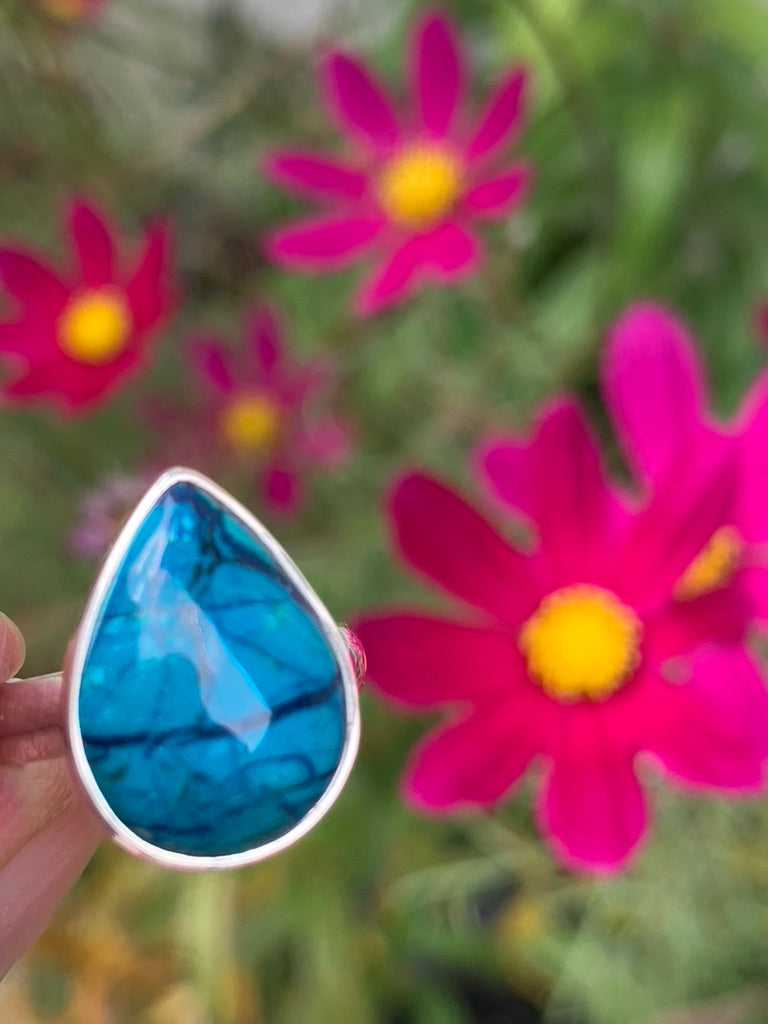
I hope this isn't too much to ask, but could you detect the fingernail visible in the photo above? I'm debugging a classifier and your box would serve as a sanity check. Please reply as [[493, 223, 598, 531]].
[[0, 615, 25, 682]]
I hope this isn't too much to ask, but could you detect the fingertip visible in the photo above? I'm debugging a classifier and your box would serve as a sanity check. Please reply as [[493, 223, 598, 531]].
[[0, 614, 25, 681]]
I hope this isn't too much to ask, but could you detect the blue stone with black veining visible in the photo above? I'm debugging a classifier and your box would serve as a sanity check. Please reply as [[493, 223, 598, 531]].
[[77, 482, 347, 858]]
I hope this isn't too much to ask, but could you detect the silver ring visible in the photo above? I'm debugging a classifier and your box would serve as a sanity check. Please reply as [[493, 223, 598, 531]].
[[9, 468, 364, 872]]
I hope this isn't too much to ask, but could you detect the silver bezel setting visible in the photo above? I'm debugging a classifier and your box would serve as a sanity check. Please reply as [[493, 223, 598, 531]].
[[65, 467, 361, 872]]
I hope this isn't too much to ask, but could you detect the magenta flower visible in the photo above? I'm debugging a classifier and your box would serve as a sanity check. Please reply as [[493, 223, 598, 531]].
[[0, 199, 175, 414], [264, 9, 531, 314], [604, 302, 768, 623], [354, 398, 768, 873], [186, 307, 350, 512]]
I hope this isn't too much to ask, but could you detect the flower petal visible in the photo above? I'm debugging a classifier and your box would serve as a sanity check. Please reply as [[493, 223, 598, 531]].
[[355, 223, 479, 314], [466, 67, 528, 163], [3, 349, 142, 413], [422, 221, 480, 278], [613, 435, 737, 610], [267, 214, 384, 270], [355, 240, 425, 315], [353, 613, 524, 708], [299, 417, 351, 467], [126, 221, 175, 334], [404, 702, 539, 810], [262, 462, 302, 514], [463, 163, 531, 218], [474, 435, 534, 522], [538, 708, 648, 872], [4, 363, 87, 405], [249, 307, 283, 378], [189, 339, 234, 393], [647, 584, 750, 660], [532, 399, 618, 582], [603, 303, 707, 483], [491, 399, 618, 586], [263, 150, 367, 202], [0, 251, 67, 310], [741, 565, 768, 626], [646, 647, 768, 791], [733, 369, 768, 542], [68, 200, 115, 287], [412, 10, 464, 138], [0, 321, 53, 357], [389, 472, 541, 624], [323, 51, 401, 151]]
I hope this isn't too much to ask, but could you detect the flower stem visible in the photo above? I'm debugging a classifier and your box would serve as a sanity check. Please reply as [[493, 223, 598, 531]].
[[503, 0, 616, 241]]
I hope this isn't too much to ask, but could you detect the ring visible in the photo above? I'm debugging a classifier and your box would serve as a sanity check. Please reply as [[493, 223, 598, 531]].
[[9, 468, 363, 872]]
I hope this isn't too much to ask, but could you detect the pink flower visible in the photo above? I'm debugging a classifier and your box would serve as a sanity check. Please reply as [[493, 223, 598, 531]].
[[264, 9, 531, 315], [354, 397, 768, 873], [68, 473, 151, 559], [0, 199, 175, 414], [603, 302, 768, 625], [183, 307, 350, 513]]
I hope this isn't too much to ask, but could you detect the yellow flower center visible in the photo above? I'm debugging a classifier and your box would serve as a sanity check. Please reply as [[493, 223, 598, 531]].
[[377, 145, 462, 228], [41, 0, 89, 19], [674, 526, 742, 600], [58, 289, 132, 366], [219, 394, 281, 452], [519, 585, 642, 702]]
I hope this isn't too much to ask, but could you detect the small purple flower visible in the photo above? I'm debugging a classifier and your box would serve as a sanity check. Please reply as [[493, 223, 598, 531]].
[[68, 473, 150, 558]]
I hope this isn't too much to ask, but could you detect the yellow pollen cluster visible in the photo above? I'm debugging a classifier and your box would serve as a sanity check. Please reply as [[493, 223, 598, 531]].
[[219, 394, 281, 452], [519, 584, 642, 702], [58, 289, 131, 366], [675, 526, 743, 600], [377, 145, 462, 228]]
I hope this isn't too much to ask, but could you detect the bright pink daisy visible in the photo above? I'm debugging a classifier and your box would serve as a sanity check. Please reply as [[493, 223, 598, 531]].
[[186, 307, 350, 513], [354, 399, 768, 873], [604, 302, 768, 624], [0, 199, 175, 414], [264, 9, 531, 315]]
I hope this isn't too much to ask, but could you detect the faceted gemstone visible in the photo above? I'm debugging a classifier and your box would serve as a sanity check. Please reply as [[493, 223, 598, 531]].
[[75, 480, 349, 858]]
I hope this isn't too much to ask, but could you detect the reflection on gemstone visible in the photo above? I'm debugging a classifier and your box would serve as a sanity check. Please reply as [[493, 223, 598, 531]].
[[76, 480, 349, 858], [125, 506, 273, 752]]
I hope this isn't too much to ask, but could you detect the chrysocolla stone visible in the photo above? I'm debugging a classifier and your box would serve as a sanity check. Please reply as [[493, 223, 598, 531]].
[[75, 480, 349, 859]]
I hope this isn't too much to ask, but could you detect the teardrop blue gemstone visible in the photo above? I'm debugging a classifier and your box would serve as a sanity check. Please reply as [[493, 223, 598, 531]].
[[72, 477, 354, 862]]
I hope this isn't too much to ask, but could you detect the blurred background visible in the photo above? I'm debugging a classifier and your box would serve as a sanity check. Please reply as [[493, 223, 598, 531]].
[[4, 0, 768, 1021]]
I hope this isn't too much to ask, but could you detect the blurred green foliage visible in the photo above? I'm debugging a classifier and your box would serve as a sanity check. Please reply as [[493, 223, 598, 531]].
[[4, 0, 768, 1022]]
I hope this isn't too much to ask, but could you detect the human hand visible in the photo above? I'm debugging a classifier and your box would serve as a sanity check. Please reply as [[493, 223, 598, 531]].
[[0, 614, 103, 978]]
